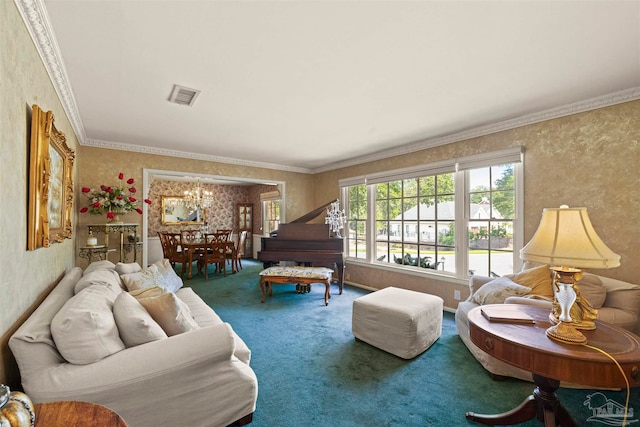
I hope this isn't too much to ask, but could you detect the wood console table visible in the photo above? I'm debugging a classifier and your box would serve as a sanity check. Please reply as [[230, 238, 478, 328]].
[[466, 304, 640, 426], [35, 400, 128, 426]]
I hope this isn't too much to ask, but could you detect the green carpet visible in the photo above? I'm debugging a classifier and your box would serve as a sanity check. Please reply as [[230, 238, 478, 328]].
[[183, 259, 639, 427]]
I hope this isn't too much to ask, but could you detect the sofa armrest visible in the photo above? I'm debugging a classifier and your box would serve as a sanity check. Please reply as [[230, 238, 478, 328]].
[[24, 322, 237, 400]]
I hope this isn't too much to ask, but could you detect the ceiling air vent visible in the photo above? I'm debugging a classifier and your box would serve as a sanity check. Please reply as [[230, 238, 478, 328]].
[[168, 84, 201, 106]]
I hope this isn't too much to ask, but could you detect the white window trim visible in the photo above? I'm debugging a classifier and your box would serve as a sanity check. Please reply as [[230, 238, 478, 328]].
[[341, 147, 524, 279]]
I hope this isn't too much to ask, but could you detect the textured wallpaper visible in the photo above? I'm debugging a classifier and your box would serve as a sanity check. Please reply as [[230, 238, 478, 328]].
[[316, 100, 640, 305], [148, 180, 249, 236], [1, 1, 79, 386]]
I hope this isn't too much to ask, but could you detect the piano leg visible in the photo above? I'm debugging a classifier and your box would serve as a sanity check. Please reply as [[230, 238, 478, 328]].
[[336, 262, 344, 295]]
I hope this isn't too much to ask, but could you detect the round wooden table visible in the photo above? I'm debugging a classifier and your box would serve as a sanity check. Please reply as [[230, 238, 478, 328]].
[[34, 401, 128, 426], [465, 304, 640, 426]]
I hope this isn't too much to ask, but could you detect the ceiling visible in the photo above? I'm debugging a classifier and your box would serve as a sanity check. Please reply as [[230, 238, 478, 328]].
[[22, 1, 640, 173]]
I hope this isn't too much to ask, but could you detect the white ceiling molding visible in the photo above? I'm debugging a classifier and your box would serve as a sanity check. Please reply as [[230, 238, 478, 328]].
[[16, 0, 640, 175], [15, 0, 87, 143], [84, 138, 314, 174], [312, 86, 640, 174]]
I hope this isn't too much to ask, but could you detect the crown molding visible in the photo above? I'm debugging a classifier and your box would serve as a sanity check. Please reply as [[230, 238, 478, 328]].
[[84, 139, 314, 174], [15, 0, 87, 143], [312, 86, 640, 174], [17, 0, 639, 176]]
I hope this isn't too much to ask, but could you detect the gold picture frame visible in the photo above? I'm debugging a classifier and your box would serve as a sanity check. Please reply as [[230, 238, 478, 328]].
[[27, 104, 75, 250], [161, 196, 206, 225]]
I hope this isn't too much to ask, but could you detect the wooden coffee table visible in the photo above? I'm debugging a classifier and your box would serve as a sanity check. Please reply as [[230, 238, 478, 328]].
[[35, 400, 128, 426], [465, 304, 640, 426]]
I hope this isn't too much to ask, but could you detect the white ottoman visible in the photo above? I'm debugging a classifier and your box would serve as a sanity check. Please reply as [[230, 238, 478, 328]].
[[352, 287, 443, 359]]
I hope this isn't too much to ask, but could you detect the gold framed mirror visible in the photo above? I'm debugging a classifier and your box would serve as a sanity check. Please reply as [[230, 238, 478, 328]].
[[27, 105, 75, 250], [161, 196, 206, 225]]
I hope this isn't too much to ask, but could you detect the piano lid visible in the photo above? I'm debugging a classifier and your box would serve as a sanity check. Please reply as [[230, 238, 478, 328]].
[[289, 199, 338, 224]]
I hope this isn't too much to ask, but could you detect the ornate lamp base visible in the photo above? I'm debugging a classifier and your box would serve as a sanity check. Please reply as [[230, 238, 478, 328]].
[[546, 321, 587, 345], [547, 267, 588, 345]]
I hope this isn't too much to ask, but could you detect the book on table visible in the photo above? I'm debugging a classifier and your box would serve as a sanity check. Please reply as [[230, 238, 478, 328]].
[[481, 305, 535, 324]]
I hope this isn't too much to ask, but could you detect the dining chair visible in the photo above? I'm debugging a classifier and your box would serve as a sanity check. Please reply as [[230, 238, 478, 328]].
[[227, 230, 247, 272], [216, 229, 232, 241], [180, 229, 204, 276], [200, 241, 226, 279], [162, 232, 188, 278], [180, 229, 200, 244]]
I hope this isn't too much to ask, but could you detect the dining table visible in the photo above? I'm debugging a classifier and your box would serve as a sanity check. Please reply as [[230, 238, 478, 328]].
[[181, 239, 237, 279]]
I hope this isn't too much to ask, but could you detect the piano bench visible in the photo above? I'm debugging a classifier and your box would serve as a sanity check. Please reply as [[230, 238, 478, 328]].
[[352, 287, 444, 359], [259, 266, 334, 306]]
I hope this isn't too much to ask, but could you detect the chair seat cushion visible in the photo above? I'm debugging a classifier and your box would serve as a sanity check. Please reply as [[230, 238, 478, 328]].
[[259, 266, 333, 280]]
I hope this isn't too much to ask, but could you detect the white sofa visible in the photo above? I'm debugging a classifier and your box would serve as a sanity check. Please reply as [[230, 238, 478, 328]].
[[9, 260, 258, 427], [456, 265, 640, 385]]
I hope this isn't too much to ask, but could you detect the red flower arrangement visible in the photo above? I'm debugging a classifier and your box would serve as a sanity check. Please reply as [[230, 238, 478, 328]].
[[80, 172, 152, 220]]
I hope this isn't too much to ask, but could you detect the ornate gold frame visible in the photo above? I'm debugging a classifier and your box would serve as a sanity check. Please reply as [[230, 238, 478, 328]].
[[27, 105, 75, 250], [161, 196, 206, 225]]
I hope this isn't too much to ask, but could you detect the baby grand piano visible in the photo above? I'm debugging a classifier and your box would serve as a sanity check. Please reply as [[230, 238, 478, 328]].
[[257, 201, 345, 294]]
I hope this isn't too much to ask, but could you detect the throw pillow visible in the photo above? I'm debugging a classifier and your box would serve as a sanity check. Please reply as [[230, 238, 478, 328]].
[[115, 262, 142, 276], [468, 275, 496, 296], [575, 274, 606, 309], [505, 264, 553, 298], [152, 259, 183, 293], [136, 293, 200, 336], [129, 285, 169, 299], [113, 292, 167, 347], [120, 264, 168, 292], [471, 276, 532, 305], [51, 284, 125, 364], [83, 260, 116, 276], [74, 269, 124, 295]]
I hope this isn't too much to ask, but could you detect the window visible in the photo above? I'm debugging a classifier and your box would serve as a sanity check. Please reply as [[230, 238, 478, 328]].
[[341, 147, 523, 279], [346, 184, 367, 259], [467, 164, 515, 277], [263, 200, 280, 235]]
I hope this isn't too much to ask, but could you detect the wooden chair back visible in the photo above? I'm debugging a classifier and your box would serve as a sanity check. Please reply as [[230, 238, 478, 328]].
[[200, 241, 226, 279]]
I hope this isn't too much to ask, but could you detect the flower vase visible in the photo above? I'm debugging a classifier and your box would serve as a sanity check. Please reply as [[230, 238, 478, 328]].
[[108, 211, 125, 224]]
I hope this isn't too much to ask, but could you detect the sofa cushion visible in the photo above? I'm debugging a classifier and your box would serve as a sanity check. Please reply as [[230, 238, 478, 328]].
[[575, 274, 607, 309], [471, 276, 531, 305], [505, 264, 553, 298], [83, 260, 116, 276], [51, 284, 125, 364], [120, 264, 168, 292], [136, 292, 200, 336], [113, 291, 168, 347], [176, 287, 223, 327], [115, 262, 142, 276], [152, 258, 183, 293], [74, 269, 124, 295]]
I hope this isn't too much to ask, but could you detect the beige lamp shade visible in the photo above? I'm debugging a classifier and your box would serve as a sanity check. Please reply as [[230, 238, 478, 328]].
[[520, 206, 620, 269]]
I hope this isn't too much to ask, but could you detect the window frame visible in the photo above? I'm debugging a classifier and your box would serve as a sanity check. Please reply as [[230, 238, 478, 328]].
[[262, 199, 281, 236], [340, 147, 524, 279]]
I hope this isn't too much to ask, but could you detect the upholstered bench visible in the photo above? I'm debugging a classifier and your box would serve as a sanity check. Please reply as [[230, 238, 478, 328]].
[[259, 266, 334, 306], [352, 287, 444, 359]]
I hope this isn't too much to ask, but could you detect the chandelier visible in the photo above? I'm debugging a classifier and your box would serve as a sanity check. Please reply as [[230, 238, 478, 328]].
[[183, 179, 214, 209], [325, 199, 346, 238]]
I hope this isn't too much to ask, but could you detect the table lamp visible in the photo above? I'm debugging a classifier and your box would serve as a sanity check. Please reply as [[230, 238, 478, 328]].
[[520, 206, 620, 345]]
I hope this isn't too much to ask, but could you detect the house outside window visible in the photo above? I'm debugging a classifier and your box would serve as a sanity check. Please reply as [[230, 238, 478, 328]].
[[341, 147, 523, 279]]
